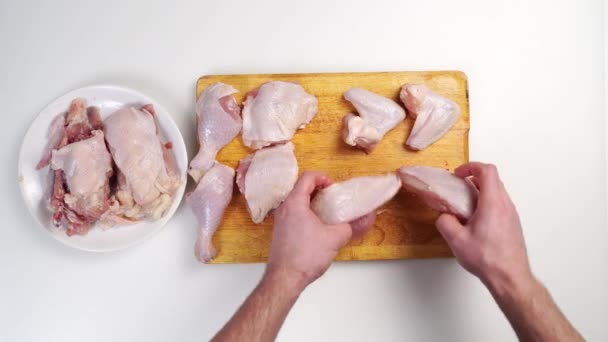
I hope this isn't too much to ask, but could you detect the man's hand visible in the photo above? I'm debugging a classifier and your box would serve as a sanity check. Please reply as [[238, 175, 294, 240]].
[[435, 162, 531, 292], [213, 171, 355, 342], [267, 171, 353, 291], [436, 162, 583, 341]]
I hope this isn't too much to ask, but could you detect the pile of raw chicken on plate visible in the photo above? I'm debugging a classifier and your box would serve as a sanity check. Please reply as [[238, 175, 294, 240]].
[[187, 81, 477, 263], [36, 98, 182, 236]]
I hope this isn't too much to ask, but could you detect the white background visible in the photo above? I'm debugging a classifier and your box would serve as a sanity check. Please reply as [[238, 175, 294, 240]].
[[1, 0, 606, 341]]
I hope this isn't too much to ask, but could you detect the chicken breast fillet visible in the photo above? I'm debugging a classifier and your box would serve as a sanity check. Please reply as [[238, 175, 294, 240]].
[[311, 173, 402, 232], [400, 84, 460, 150], [398, 166, 477, 220], [242, 81, 318, 149]]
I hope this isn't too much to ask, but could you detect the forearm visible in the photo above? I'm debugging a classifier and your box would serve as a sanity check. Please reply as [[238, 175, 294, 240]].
[[484, 272, 583, 342], [212, 268, 305, 342]]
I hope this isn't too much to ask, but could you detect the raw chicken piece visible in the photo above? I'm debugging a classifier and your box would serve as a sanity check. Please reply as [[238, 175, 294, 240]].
[[398, 166, 477, 220], [236, 142, 298, 223], [50, 130, 113, 235], [36, 114, 66, 169], [103, 105, 181, 221], [189, 83, 242, 182], [186, 163, 234, 263], [37, 98, 103, 169], [242, 81, 318, 149], [342, 88, 406, 152], [87, 106, 103, 130], [64, 98, 96, 144], [400, 84, 460, 150], [39, 98, 111, 235], [311, 173, 401, 230]]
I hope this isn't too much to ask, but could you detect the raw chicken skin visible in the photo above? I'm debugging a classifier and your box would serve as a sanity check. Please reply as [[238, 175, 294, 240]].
[[236, 142, 298, 223], [104, 106, 181, 220], [311, 173, 401, 228], [342, 88, 406, 152], [189, 83, 242, 182], [400, 84, 460, 150], [51, 130, 112, 223], [36, 114, 66, 169], [186, 163, 234, 263], [37, 98, 103, 169], [242, 81, 318, 149], [398, 166, 477, 220]]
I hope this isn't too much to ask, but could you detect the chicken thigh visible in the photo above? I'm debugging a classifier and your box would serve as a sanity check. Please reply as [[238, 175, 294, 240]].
[[103, 105, 181, 222], [189, 83, 242, 182], [242, 81, 318, 149], [342, 88, 406, 152], [398, 166, 477, 220], [236, 142, 298, 223], [400, 84, 460, 150], [311, 173, 401, 232], [51, 130, 113, 230]]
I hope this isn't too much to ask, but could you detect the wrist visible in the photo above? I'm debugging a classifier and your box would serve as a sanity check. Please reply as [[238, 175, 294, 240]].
[[262, 265, 308, 297], [482, 267, 539, 302]]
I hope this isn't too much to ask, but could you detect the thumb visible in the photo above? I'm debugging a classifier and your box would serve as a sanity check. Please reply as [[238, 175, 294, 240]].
[[327, 223, 353, 249], [349, 212, 376, 239], [436, 214, 468, 247]]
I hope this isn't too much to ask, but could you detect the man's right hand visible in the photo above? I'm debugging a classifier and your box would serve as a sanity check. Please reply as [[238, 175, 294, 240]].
[[436, 162, 583, 341], [435, 162, 532, 294]]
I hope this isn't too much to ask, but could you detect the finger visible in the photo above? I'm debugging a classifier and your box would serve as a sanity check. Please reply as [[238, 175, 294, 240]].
[[468, 176, 481, 190], [327, 222, 353, 249], [349, 212, 376, 239], [436, 213, 469, 247], [291, 171, 331, 200], [454, 162, 500, 191]]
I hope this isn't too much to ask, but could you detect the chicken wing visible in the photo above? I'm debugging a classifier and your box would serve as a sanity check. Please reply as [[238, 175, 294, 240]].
[[342, 88, 405, 152], [400, 84, 460, 150]]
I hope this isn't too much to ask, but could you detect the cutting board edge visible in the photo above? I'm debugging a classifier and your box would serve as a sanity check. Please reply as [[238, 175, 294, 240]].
[[196, 70, 469, 98]]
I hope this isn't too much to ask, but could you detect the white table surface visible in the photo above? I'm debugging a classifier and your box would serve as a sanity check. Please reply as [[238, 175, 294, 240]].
[[1, 0, 606, 341]]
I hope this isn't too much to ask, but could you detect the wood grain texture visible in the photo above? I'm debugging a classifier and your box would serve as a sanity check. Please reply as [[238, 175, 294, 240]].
[[196, 71, 469, 263]]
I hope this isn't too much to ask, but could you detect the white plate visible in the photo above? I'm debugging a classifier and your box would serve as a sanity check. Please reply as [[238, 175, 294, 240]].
[[18, 85, 187, 252]]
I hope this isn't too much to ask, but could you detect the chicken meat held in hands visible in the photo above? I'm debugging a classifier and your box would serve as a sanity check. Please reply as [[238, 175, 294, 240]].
[[398, 166, 477, 220], [236, 142, 299, 223], [242, 81, 318, 149], [311, 173, 401, 235], [342, 87, 406, 152], [189, 83, 242, 182], [400, 84, 460, 150], [103, 105, 181, 223], [187, 163, 234, 263]]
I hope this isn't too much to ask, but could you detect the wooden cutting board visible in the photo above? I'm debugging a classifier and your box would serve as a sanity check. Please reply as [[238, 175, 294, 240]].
[[196, 71, 469, 263]]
